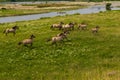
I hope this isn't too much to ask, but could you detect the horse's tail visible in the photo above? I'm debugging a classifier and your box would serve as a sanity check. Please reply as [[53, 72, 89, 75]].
[[50, 25, 53, 29], [46, 38, 51, 42], [18, 42, 22, 45], [3, 29, 6, 33]]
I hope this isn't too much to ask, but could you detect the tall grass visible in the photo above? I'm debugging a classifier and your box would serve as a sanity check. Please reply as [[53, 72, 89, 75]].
[[0, 10, 120, 80]]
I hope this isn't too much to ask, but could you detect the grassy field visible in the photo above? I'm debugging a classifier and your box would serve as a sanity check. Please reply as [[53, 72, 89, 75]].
[[0, 10, 120, 80]]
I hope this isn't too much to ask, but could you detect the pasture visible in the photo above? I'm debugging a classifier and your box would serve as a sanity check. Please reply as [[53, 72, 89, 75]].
[[0, 10, 120, 80]]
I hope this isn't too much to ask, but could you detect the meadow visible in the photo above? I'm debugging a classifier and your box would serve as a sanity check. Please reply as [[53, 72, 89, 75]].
[[0, 10, 120, 80]]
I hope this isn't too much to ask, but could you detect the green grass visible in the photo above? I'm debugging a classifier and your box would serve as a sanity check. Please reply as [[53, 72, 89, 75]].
[[0, 10, 120, 80]]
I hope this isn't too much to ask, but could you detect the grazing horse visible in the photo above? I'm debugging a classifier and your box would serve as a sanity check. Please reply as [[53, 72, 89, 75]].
[[62, 22, 75, 30], [50, 22, 64, 30], [78, 22, 87, 30], [91, 26, 100, 33], [3, 25, 19, 36], [18, 35, 35, 46]]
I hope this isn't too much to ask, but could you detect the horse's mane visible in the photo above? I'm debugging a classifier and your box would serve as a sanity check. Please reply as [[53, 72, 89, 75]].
[[12, 26, 17, 29]]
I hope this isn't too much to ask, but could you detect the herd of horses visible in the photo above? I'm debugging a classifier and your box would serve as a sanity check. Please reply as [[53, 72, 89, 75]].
[[3, 22, 100, 46]]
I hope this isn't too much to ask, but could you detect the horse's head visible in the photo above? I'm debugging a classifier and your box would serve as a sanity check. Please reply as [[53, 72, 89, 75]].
[[60, 22, 64, 25], [64, 30, 70, 34], [30, 34, 35, 39], [81, 22, 85, 25], [69, 22, 77, 25], [12, 26, 19, 30], [96, 25, 100, 29]]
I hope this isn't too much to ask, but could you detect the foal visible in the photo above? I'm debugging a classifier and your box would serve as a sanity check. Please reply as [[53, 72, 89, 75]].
[[18, 35, 35, 46], [3, 25, 19, 36]]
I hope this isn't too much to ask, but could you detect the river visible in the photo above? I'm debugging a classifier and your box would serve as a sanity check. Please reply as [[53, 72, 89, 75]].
[[0, 5, 120, 23]]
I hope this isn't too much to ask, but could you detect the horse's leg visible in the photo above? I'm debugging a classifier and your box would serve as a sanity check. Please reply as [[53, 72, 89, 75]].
[[72, 26, 74, 30], [13, 32, 16, 36], [31, 43, 33, 46], [64, 36, 68, 40], [52, 41, 56, 45], [5, 33, 7, 36], [24, 44, 28, 47], [59, 26, 62, 30], [82, 27, 84, 30], [5, 32, 8, 36]]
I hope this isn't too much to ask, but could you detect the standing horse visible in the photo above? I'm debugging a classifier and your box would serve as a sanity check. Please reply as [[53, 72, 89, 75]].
[[3, 25, 19, 36]]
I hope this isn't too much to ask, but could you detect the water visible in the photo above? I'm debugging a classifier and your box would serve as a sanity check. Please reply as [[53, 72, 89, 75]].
[[0, 5, 120, 23]]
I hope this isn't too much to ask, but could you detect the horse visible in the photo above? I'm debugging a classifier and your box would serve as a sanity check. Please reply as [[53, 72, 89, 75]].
[[18, 35, 35, 46], [56, 30, 70, 39], [3, 25, 19, 36], [47, 33, 66, 44], [51, 34, 66, 44], [50, 22, 64, 30], [91, 26, 100, 33], [62, 22, 75, 30], [78, 22, 87, 30]]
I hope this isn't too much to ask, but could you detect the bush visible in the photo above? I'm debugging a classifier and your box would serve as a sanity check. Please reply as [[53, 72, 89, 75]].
[[106, 3, 112, 11], [1, 7, 7, 10]]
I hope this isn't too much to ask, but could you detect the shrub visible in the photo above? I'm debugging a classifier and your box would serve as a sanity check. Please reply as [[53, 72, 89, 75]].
[[106, 3, 112, 11], [1, 7, 7, 10]]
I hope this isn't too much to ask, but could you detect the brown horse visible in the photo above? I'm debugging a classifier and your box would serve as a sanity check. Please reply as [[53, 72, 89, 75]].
[[3, 25, 19, 36], [62, 22, 75, 30], [47, 33, 66, 44], [50, 22, 64, 30], [51, 34, 66, 44], [91, 26, 100, 33], [78, 22, 87, 30], [18, 35, 35, 46], [56, 30, 70, 39]]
